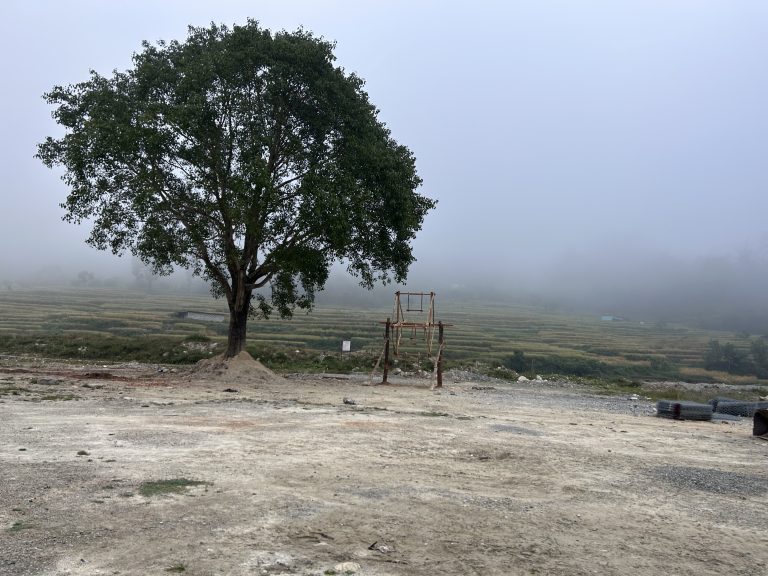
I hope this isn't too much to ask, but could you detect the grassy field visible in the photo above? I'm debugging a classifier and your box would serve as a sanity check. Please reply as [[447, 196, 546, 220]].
[[0, 285, 762, 384]]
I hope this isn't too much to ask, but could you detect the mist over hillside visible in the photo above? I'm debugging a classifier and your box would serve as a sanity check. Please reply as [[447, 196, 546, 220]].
[[3, 241, 767, 336], [313, 245, 768, 335]]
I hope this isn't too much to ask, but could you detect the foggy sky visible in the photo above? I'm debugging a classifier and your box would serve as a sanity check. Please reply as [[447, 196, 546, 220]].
[[2, 1, 768, 318]]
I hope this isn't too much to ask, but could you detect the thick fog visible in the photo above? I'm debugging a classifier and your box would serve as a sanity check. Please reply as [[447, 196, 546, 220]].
[[2, 1, 768, 330]]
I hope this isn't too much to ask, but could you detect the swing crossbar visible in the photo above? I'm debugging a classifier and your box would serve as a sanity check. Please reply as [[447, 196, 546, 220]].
[[406, 292, 424, 312]]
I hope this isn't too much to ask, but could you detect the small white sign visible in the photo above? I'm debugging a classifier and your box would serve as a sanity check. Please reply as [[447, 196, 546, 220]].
[[341, 340, 351, 352]]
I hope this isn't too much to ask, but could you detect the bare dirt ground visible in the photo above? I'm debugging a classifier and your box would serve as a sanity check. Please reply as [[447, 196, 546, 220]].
[[1, 355, 767, 576]]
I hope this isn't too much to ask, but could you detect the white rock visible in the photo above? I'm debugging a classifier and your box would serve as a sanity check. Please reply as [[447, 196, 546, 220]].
[[517, 375, 529, 382], [334, 561, 361, 573]]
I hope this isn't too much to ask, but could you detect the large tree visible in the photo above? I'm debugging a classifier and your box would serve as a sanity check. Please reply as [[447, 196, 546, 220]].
[[38, 21, 435, 358]]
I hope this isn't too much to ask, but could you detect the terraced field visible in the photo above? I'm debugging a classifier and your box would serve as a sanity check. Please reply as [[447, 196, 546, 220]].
[[0, 285, 760, 382]]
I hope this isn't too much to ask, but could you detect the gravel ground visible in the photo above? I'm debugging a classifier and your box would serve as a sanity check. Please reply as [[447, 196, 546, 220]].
[[1, 359, 767, 576]]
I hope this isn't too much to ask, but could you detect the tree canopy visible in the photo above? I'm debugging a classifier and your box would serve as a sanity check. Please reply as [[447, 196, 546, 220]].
[[38, 20, 435, 357]]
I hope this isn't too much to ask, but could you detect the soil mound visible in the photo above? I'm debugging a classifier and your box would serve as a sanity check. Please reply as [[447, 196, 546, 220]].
[[191, 351, 285, 384]]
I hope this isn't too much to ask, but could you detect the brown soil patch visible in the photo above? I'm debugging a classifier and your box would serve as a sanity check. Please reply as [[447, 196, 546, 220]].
[[191, 350, 287, 385]]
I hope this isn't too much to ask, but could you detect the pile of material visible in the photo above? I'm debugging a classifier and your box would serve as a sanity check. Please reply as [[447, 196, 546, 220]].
[[656, 400, 713, 421], [656, 399, 768, 438], [710, 399, 768, 417]]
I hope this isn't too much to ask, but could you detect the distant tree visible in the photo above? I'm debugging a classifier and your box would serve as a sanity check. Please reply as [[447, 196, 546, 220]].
[[131, 257, 156, 292], [37, 21, 435, 358], [73, 270, 97, 287], [721, 342, 748, 374], [750, 338, 768, 377], [750, 337, 768, 364], [704, 339, 724, 371], [704, 339, 752, 375], [506, 350, 530, 373]]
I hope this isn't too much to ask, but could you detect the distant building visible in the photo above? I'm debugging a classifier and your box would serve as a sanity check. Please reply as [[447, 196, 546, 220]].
[[600, 315, 625, 322], [176, 311, 227, 323]]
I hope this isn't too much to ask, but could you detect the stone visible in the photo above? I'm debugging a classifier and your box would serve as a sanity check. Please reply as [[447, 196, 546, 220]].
[[334, 562, 361, 573]]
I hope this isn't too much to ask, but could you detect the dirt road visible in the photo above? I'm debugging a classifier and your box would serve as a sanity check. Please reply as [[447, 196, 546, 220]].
[[1, 358, 767, 575]]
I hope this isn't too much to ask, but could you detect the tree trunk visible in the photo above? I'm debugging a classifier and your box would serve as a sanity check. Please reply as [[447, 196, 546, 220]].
[[225, 300, 250, 358]]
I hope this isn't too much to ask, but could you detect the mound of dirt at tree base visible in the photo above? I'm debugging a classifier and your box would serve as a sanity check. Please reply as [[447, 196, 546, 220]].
[[191, 351, 286, 384]]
